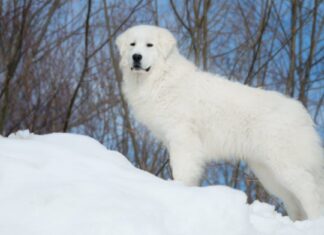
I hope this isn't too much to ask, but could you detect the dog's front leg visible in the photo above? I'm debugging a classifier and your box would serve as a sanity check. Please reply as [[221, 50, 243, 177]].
[[167, 131, 205, 186]]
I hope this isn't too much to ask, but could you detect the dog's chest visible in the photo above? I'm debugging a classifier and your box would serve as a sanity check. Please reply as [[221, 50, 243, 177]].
[[124, 81, 172, 140]]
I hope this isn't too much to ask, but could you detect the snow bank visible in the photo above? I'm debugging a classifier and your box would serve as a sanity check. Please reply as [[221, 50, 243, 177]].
[[0, 131, 323, 235]]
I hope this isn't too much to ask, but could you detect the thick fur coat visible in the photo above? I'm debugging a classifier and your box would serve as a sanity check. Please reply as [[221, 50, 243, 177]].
[[116, 25, 324, 221]]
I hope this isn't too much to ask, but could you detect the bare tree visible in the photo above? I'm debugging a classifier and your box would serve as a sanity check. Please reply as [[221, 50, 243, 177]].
[[63, 0, 92, 132]]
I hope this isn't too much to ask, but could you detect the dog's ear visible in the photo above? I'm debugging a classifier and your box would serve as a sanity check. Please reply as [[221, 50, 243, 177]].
[[157, 28, 177, 59], [115, 30, 128, 56]]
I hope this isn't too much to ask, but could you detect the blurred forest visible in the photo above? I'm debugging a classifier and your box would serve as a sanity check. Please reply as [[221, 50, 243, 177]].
[[0, 0, 323, 215]]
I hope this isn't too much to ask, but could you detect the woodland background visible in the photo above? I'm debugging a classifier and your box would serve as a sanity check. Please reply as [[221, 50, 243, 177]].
[[0, 0, 323, 215]]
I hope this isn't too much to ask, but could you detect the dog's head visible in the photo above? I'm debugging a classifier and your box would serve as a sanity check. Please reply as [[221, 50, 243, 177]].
[[116, 25, 176, 75]]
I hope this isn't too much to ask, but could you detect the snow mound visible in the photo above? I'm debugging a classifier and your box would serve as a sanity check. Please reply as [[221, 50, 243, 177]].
[[0, 132, 323, 235]]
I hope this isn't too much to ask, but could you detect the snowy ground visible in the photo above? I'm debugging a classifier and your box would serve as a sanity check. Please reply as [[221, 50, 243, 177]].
[[0, 131, 323, 235]]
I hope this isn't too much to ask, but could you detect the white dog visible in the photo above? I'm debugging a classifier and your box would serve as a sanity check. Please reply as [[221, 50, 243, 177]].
[[116, 25, 324, 220]]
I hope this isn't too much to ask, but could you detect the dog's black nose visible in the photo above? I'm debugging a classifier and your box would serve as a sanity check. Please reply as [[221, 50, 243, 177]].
[[132, 54, 142, 62]]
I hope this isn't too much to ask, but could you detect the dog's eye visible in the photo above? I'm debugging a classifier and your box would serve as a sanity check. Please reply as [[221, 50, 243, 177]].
[[130, 42, 136, 46], [147, 43, 153, 47]]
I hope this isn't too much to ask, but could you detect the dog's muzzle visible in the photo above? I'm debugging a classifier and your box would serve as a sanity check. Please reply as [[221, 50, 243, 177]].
[[131, 53, 151, 72]]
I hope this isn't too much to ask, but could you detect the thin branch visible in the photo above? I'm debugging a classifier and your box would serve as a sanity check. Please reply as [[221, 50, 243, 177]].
[[63, 0, 92, 132]]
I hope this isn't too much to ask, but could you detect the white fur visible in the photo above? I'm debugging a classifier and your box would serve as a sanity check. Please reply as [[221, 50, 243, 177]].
[[116, 25, 324, 221]]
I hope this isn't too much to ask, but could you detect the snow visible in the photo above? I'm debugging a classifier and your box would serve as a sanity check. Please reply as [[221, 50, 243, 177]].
[[0, 131, 323, 235]]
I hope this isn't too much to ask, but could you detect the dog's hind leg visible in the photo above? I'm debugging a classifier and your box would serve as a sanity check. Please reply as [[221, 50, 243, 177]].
[[248, 161, 306, 220], [277, 167, 321, 220], [258, 155, 322, 220], [254, 126, 324, 220]]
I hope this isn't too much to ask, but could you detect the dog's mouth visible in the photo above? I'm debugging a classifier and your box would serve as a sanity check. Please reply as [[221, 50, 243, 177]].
[[131, 64, 151, 72]]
